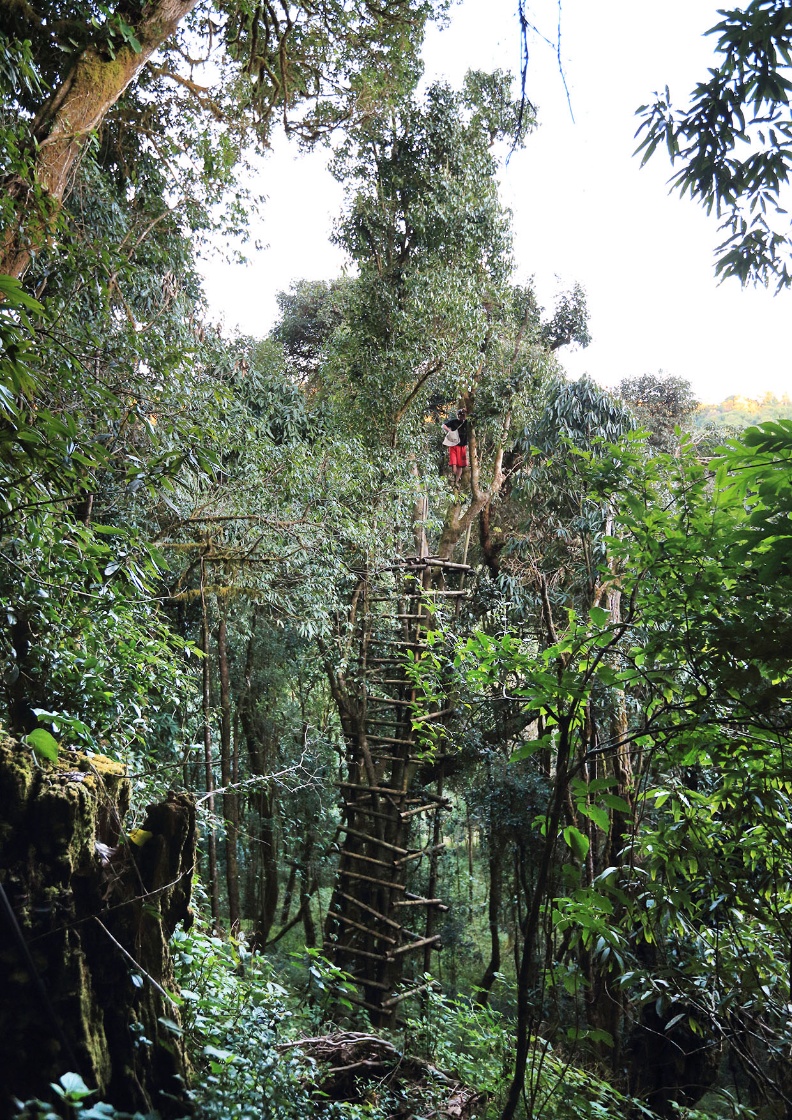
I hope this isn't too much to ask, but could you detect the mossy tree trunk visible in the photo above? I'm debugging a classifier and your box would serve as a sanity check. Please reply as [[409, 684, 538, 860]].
[[0, 734, 196, 1116], [1, 0, 199, 279]]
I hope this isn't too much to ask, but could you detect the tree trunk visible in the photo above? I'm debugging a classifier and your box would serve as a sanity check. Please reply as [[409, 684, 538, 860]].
[[477, 843, 503, 1004], [237, 609, 280, 950], [300, 833, 317, 948], [217, 601, 240, 932], [243, 770, 279, 950], [501, 718, 572, 1120], [423, 775, 444, 975], [0, 734, 195, 1115], [280, 860, 297, 926], [1, 0, 199, 278], [322, 560, 457, 1021], [479, 502, 502, 575], [200, 566, 220, 926], [436, 425, 508, 559]]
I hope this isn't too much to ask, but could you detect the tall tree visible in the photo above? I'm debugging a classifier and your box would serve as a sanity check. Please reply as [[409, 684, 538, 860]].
[[319, 71, 590, 562], [616, 372, 698, 451]]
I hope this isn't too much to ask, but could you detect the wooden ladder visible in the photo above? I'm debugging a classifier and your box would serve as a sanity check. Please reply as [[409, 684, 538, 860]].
[[324, 556, 470, 1021]]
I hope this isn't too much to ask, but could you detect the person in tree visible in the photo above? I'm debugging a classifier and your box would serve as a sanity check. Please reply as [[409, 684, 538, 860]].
[[442, 407, 468, 483]]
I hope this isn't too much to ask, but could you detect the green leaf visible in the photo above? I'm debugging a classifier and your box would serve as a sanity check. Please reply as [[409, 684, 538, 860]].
[[24, 728, 59, 762], [203, 1044, 237, 1063], [589, 605, 610, 627], [509, 734, 552, 762], [81, 1104, 116, 1119], [92, 524, 127, 536], [595, 665, 621, 687], [52, 1072, 94, 1101], [563, 825, 590, 862], [0, 275, 44, 313], [567, 1025, 614, 1047], [601, 793, 631, 813], [579, 804, 610, 833], [158, 1016, 183, 1037]]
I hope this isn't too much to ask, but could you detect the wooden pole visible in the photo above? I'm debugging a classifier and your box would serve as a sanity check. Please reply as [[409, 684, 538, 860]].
[[199, 558, 220, 928]]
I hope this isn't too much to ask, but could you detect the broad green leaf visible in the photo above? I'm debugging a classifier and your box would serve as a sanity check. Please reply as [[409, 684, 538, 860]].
[[203, 1045, 237, 1063], [602, 793, 631, 813], [579, 804, 610, 833], [589, 605, 610, 627], [509, 736, 551, 762], [563, 825, 590, 862], [53, 1072, 93, 1101], [25, 728, 59, 762]]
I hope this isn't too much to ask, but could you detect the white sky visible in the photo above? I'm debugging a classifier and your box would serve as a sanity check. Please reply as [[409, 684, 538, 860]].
[[200, 0, 792, 404]]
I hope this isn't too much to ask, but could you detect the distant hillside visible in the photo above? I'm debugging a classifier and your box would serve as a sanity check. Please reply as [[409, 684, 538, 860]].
[[692, 392, 792, 430]]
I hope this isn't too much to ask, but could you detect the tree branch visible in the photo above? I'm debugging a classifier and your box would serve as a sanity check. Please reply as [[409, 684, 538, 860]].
[[148, 65, 225, 119]]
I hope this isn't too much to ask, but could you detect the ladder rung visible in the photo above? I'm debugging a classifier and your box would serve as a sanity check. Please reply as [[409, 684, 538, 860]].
[[395, 843, 444, 865], [332, 944, 390, 962], [394, 898, 448, 910], [347, 975, 391, 991], [340, 868, 406, 891], [341, 781, 408, 796], [332, 913, 396, 945], [338, 891, 402, 929], [412, 708, 454, 722], [344, 993, 394, 1014], [382, 980, 441, 1008], [336, 825, 407, 854], [422, 559, 472, 571], [369, 640, 425, 648], [344, 803, 403, 823], [341, 850, 396, 870], [400, 803, 441, 819], [387, 934, 442, 958]]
